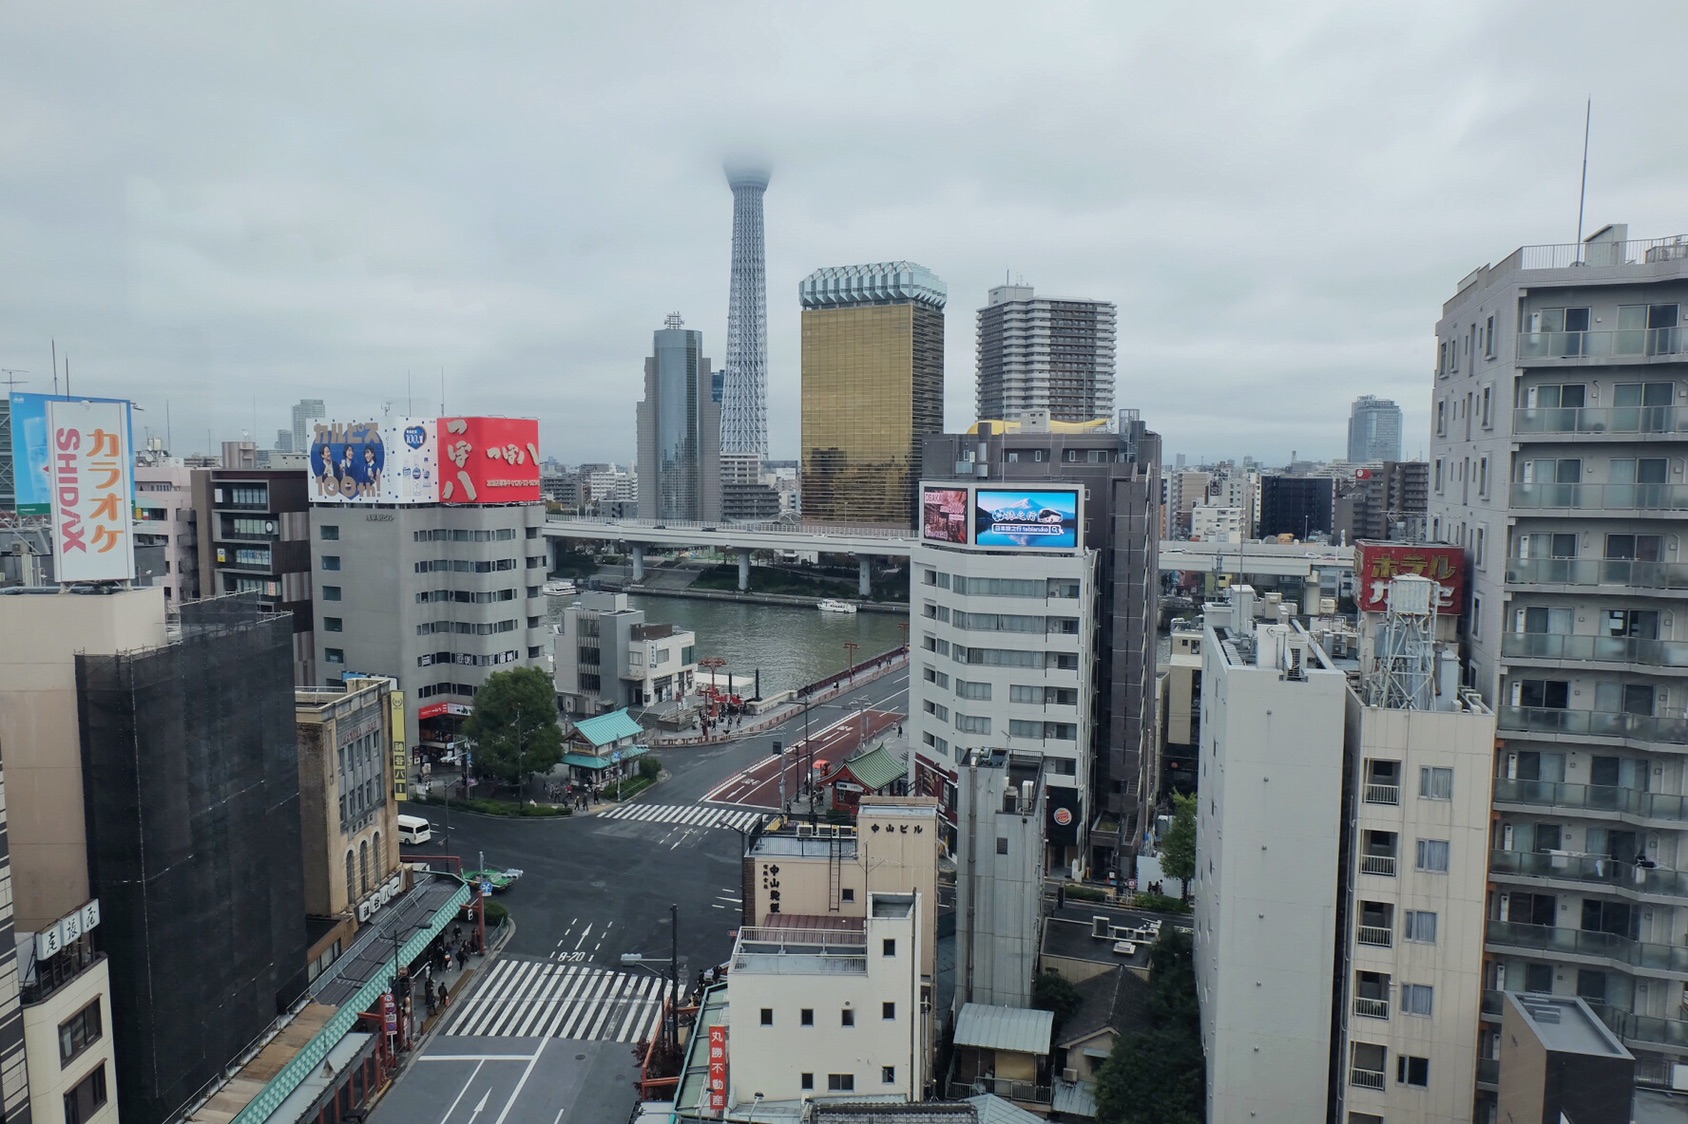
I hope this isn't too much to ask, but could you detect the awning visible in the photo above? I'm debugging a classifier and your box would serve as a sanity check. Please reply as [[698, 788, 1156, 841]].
[[563, 754, 612, 770]]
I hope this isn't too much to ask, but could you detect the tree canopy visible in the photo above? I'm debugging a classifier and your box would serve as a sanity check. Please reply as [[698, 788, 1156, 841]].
[[1093, 928, 1204, 1124], [1031, 969, 1083, 1039], [1158, 792, 1198, 899], [461, 667, 564, 787]]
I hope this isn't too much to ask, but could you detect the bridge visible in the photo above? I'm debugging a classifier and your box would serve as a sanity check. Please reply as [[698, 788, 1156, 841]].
[[541, 517, 1354, 594]]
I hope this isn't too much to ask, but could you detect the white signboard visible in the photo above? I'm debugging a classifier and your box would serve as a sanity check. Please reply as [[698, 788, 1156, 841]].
[[49, 400, 135, 582], [306, 417, 440, 505], [34, 898, 101, 961]]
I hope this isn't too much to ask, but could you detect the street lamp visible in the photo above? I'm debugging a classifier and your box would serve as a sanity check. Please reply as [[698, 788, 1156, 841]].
[[618, 903, 681, 1059], [747, 1092, 765, 1124]]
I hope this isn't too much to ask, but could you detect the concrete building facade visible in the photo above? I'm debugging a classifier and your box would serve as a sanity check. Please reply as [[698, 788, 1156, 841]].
[[552, 591, 697, 718], [952, 751, 1048, 1013], [975, 285, 1116, 424], [635, 317, 721, 524], [133, 463, 200, 607]]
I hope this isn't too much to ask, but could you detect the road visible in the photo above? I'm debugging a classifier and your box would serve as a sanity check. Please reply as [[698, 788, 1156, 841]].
[[700, 707, 903, 810], [374, 665, 909, 1124]]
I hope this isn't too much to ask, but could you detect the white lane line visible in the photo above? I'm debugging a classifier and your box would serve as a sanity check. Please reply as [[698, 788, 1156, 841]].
[[490, 1038, 550, 1124], [434, 1059, 486, 1124], [532, 965, 587, 1039]]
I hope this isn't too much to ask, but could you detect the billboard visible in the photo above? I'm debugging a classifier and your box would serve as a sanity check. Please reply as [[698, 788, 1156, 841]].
[[439, 417, 541, 504], [49, 399, 137, 582], [10, 392, 134, 515], [1354, 542, 1466, 614], [707, 1026, 728, 1111], [974, 488, 1081, 550], [921, 486, 969, 544], [307, 417, 440, 504]]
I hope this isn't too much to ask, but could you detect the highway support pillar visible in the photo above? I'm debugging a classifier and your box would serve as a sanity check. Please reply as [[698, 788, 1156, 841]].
[[631, 544, 646, 583], [858, 556, 871, 598], [738, 548, 752, 592]]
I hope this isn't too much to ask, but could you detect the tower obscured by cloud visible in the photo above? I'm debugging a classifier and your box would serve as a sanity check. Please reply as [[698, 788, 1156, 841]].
[[721, 162, 770, 459]]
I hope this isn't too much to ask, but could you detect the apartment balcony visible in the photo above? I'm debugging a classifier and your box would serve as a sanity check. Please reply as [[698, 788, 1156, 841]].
[[1605, 1009, 1688, 1051], [1501, 632, 1688, 671], [1493, 776, 1688, 825], [1489, 848, 1688, 899], [1513, 404, 1683, 440], [1476, 1058, 1500, 1089], [1356, 925, 1393, 948], [1349, 1067, 1386, 1091], [1497, 705, 1688, 748], [1363, 783, 1401, 806], [1485, 919, 1688, 974], [1353, 996, 1389, 1020], [1517, 328, 1687, 364], [1506, 557, 1688, 594], [1510, 482, 1688, 516], [1359, 854, 1397, 877]]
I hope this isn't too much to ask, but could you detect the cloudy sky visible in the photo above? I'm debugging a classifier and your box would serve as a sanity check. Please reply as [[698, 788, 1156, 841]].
[[6, 2, 1688, 466]]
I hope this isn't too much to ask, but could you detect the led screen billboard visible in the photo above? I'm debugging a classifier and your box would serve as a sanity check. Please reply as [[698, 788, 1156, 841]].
[[307, 417, 441, 505], [974, 488, 1080, 550], [1354, 542, 1466, 614], [49, 398, 136, 582], [921, 486, 970, 544], [439, 417, 541, 504], [10, 392, 134, 515]]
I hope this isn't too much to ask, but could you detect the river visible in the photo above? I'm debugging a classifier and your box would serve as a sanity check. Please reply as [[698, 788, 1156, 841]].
[[546, 594, 909, 697]]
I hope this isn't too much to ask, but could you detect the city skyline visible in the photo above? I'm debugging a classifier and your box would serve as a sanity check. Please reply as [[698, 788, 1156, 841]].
[[5, 6, 1688, 468]]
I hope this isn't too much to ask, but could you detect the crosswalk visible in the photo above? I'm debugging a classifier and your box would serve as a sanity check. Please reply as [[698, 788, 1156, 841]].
[[598, 803, 768, 833], [447, 957, 666, 1043]]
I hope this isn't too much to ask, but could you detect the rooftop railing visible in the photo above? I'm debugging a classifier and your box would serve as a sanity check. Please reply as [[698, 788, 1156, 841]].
[[1512, 234, 1688, 271]]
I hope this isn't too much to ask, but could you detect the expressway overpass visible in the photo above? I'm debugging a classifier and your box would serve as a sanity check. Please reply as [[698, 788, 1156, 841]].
[[543, 517, 1354, 593]]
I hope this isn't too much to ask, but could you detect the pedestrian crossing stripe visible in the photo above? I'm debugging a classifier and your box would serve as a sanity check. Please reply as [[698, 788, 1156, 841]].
[[598, 804, 768, 833], [446, 959, 667, 1043]]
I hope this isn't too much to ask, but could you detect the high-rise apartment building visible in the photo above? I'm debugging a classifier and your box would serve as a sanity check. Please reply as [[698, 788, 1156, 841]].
[[722, 164, 769, 459], [1339, 460, 1430, 544], [1431, 222, 1688, 1088], [975, 285, 1116, 424], [1349, 395, 1405, 463], [291, 398, 326, 457], [920, 413, 1161, 872], [635, 314, 721, 523], [801, 262, 946, 525]]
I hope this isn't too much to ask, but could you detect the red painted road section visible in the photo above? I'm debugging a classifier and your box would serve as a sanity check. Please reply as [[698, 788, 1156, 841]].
[[703, 709, 904, 810]]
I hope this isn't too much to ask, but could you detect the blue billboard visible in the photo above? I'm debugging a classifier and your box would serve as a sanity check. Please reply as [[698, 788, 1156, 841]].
[[974, 489, 1081, 550], [9, 392, 135, 515]]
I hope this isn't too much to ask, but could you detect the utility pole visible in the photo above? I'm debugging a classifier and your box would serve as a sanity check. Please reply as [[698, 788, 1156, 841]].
[[669, 903, 680, 1060]]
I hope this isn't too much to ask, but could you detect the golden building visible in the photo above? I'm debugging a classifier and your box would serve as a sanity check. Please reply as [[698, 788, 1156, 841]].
[[800, 262, 946, 526]]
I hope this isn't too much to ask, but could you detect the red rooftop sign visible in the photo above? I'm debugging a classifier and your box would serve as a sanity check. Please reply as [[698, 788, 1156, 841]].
[[1354, 542, 1466, 614]]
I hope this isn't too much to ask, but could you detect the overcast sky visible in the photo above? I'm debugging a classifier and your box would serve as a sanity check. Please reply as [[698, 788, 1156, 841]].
[[6, 2, 1688, 467]]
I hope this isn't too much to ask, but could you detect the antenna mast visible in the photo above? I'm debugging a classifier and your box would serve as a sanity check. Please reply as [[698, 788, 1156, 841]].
[[1575, 97, 1592, 263]]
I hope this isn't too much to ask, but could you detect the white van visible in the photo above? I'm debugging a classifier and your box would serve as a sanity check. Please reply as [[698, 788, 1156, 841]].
[[397, 814, 433, 846]]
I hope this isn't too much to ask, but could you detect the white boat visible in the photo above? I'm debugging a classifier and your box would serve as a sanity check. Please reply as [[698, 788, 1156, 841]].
[[543, 579, 578, 596], [817, 598, 857, 614]]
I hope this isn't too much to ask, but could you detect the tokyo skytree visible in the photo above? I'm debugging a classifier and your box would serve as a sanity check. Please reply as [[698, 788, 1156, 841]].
[[721, 161, 770, 457]]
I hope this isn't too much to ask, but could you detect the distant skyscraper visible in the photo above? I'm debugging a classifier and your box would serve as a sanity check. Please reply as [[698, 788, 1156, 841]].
[[721, 163, 770, 458], [291, 398, 325, 455], [636, 313, 721, 523], [976, 284, 1116, 423], [1347, 394, 1403, 462], [800, 262, 946, 525]]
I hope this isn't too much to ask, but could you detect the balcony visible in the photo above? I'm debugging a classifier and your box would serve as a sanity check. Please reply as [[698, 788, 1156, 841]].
[[1356, 926, 1393, 948], [1506, 557, 1688, 592], [1510, 482, 1688, 515], [1349, 1067, 1386, 1091], [1359, 854, 1397, 877], [1512, 233, 1688, 271], [1489, 848, 1688, 898], [1476, 1058, 1500, 1088], [1363, 783, 1401, 806], [1485, 919, 1688, 974], [1513, 404, 1682, 438], [1605, 1009, 1688, 1050], [1501, 632, 1688, 670], [1517, 327, 1687, 363], [1497, 706, 1688, 748], [1493, 776, 1688, 823], [1354, 996, 1389, 1020]]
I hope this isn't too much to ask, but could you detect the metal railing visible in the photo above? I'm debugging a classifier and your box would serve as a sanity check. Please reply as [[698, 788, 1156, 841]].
[[1506, 557, 1688, 590], [1509, 481, 1688, 513], [546, 515, 915, 540], [1359, 854, 1398, 877], [1512, 405, 1681, 436], [1501, 632, 1688, 669], [1489, 848, 1688, 897], [1498, 705, 1688, 746], [1476, 1058, 1499, 1087], [1516, 328, 1686, 360], [1356, 925, 1393, 948], [1513, 233, 1688, 271], [1363, 783, 1400, 806], [1353, 996, 1389, 1020], [946, 1076, 1052, 1105], [1493, 776, 1688, 822], [1485, 919, 1688, 973], [1349, 1067, 1386, 1091]]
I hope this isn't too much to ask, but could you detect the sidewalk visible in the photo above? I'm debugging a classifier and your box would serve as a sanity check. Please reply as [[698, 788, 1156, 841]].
[[651, 652, 909, 749], [395, 916, 515, 1075]]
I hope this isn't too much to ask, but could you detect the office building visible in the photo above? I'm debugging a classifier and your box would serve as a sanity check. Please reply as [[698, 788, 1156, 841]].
[[1431, 222, 1688, 1091], [722, 163, 770, 459], [552, 591, 697, 718], [801, 262, 946, 525], [291, 399, 326, 457], [975, 285, 1116, 424], [1257, 473, 1336, 539], [1349, 395, 1405, 463], [718, 452, 781, 522], [921, 413, 1161, 872], [952, 751, 1048, 1012], [635, 314, 721, 523], [1165, 469, 1211, 539], [1194, 581, 1495, 1124]]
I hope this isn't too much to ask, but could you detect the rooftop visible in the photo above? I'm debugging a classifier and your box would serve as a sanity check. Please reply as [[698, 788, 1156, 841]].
[[871, 893, 914, 919], [571, 707, 643, 747], [954, 1004, 1054, 1056], [827, 743, 907, 792], [799, 262, 947, 310], [1505, 992, 1633, 1059], [732, 922, 868, 976], [1057, 965, 1152, 1049]]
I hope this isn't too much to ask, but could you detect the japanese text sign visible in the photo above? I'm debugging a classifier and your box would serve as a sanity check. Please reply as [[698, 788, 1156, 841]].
[[49, 399, 135, 582], [439, 417, 541, 504], [1354, 542, 1465, 614], [707, 1025, 728, 1111]]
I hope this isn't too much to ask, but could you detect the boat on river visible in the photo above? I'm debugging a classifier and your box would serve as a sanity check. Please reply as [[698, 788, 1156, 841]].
[[817, 598, 857, 614], [543, 579, 578, 596]]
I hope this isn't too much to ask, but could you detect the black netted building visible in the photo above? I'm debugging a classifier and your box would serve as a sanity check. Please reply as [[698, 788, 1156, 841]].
[[76, 594, 308, 1124]]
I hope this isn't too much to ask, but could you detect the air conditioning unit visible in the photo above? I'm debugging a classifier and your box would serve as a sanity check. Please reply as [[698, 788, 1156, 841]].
[[1671, 1063, 1688, 1092], [1092, 916, 1109, 939], [1061, 1068, 1078, 1084]]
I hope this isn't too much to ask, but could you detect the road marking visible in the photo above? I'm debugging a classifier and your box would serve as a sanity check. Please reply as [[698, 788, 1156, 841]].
[[418, 1054, 536, 1062], [465, 1089, 490, 1124], [491, 1040, 547, 1124], [600, 804, 769, 832], [434, 1059, 485, 1124], [573, 924, 592, 951], [451, 959, 664, 1044]]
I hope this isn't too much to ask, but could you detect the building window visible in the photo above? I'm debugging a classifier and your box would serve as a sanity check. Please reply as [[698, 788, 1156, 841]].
[[359, 839, 370, 894], [841, 1008, 855, 1027], [1471, 595, 1482, 638], [1415, 839, 1450, 873], [801, 1074, 814, 1091], [827, 1074, 855, 1092], [801, 1009, 814, 1026], [1396, 1055, 1429, 1087], [1403, 910, 1437, 943], [882, 1001, 896, 1020], [1485, 315, 1496, 357], [1401, 984, 1434, 1017], [320, 525, 340, 540], [760, 1008, 773, 1026], [58, 1000, 103, 1065], [882, 1066, 896, 1084], [322, 585, 342, 601], [346, 849, 355, 892], [996, 837, 1009, 855], [1419, 767, 1453, 801], [63, 1062, 108, 1124], [324, 617, 343, 633], [321, 555, 341, 571], [841, 888, 855, 902], [325, 648, 345, 664], [883, 939, 896, 957]]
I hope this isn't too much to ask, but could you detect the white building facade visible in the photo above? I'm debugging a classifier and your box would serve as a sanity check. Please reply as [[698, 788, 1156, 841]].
[[975, 285, 1117, 424]]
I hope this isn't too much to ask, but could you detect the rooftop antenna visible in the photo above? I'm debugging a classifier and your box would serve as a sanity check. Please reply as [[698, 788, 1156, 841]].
[[166, 400, 172, 453], [1575, 97, 1592, 264], [64, 353, 70, 398], [440, 367, 445, 415], [407, 370, 413, 415], [0, 369, 27, 394], [51, 339, 58, 395]]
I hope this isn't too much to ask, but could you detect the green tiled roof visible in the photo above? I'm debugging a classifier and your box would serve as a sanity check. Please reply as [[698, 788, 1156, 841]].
[[835, 743, 905, 791]]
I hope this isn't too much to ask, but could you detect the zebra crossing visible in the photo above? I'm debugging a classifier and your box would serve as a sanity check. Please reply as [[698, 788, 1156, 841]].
[[598, 803, 768, 833], [447, 957, 665, 1043]]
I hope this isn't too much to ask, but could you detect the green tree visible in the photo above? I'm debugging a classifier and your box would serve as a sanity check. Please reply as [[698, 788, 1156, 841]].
[[1031, 969, 1083, 1038], [461, 667, 564, 791], [1093, 929, 1204, 1124], [1158, 792, 1198, 901]]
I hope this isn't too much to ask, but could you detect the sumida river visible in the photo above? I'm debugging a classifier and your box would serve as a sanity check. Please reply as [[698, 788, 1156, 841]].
[[546, 594, 909, 697]]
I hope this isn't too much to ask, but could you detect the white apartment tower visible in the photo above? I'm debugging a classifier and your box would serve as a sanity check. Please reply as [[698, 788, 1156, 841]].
[[976, 285, 1116, 424], [1431, 223, 1688, 1092]]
